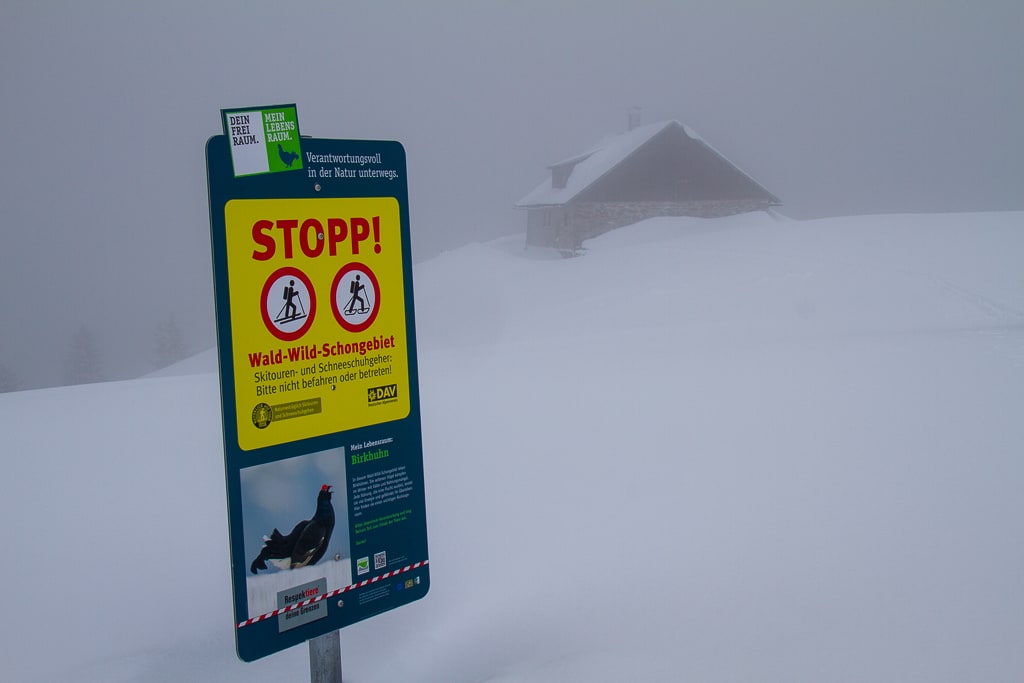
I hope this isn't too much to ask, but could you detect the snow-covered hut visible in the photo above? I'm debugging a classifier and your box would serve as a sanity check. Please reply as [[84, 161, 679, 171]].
[[515, 119, 780, 252]]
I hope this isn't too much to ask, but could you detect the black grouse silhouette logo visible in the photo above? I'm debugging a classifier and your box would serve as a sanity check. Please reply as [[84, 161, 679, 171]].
[[250, 484, 335, 574], [278, 143, 300, 168]]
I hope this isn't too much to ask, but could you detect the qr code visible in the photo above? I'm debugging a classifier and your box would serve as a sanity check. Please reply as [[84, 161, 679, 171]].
[[374, 551, 387, 571]]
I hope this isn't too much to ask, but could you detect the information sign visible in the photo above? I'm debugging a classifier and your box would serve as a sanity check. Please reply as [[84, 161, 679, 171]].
[[223, 104, 303, 177], [206, 106, 429, 662]]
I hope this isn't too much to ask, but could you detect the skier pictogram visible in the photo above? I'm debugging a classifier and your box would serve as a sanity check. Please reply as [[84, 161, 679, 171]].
[[276, 279, 308, 324], [261, 267, 316, 341], [331, 263, 381, 333]]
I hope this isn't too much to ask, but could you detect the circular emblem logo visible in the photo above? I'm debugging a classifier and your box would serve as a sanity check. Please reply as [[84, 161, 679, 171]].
[[251, 403, 273, 429]]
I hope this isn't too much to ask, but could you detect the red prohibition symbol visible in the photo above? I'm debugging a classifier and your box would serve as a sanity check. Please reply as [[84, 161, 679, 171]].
[[331, 262, 381, 333], [261, 266, 316, 341]]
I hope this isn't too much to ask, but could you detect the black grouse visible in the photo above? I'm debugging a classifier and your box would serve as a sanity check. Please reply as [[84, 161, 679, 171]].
[[278, 143, 300, 167], [250, 484, 335, 574]]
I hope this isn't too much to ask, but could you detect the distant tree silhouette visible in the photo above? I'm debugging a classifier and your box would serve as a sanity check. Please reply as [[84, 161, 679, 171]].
[[64, 325, 104, 386], [155, 315, 190, 369], [0, 362, 20, 393]]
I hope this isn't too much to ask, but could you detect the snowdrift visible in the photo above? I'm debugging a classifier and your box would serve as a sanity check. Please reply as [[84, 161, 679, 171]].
[[2, 211, 1023, 682]]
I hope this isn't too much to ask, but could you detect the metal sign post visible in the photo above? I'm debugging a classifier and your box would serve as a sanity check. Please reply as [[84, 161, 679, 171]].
[[309, 630, 342, 683], [207, 105, 430, 665]]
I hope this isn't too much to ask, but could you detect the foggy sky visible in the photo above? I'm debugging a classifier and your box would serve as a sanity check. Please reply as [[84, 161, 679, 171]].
[[2, 0, 1022, 389]]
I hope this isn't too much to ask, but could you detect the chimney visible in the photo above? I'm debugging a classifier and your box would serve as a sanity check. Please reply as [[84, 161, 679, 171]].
[[627, 106, 642, 131]]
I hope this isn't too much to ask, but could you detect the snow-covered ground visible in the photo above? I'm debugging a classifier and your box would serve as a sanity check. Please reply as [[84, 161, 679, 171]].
[[3, 211, 1023, 682]]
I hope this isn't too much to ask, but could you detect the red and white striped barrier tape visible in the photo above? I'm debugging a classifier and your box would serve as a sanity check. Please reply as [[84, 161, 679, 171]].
[[237, 560, 429, 629]]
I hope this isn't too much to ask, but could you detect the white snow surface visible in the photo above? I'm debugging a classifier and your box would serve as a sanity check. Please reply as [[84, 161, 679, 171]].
[[3, 211, 1024, 682]]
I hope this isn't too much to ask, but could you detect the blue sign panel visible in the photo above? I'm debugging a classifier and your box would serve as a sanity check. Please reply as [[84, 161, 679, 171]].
[[206, 114, 429, 662]]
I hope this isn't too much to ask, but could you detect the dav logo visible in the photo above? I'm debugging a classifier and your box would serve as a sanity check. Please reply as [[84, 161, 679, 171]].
[[367, 384, 398, 406]]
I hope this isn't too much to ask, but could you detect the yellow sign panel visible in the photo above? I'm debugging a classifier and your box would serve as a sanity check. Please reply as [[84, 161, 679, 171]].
[[224, 197, 409, 450]]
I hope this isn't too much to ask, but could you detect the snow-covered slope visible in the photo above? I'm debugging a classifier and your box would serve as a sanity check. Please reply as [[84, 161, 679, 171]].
[[3, 212, 1023, 682]]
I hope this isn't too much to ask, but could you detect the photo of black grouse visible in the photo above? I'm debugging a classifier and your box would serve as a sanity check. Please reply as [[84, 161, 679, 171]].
[[250, 484, 335, 574]]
